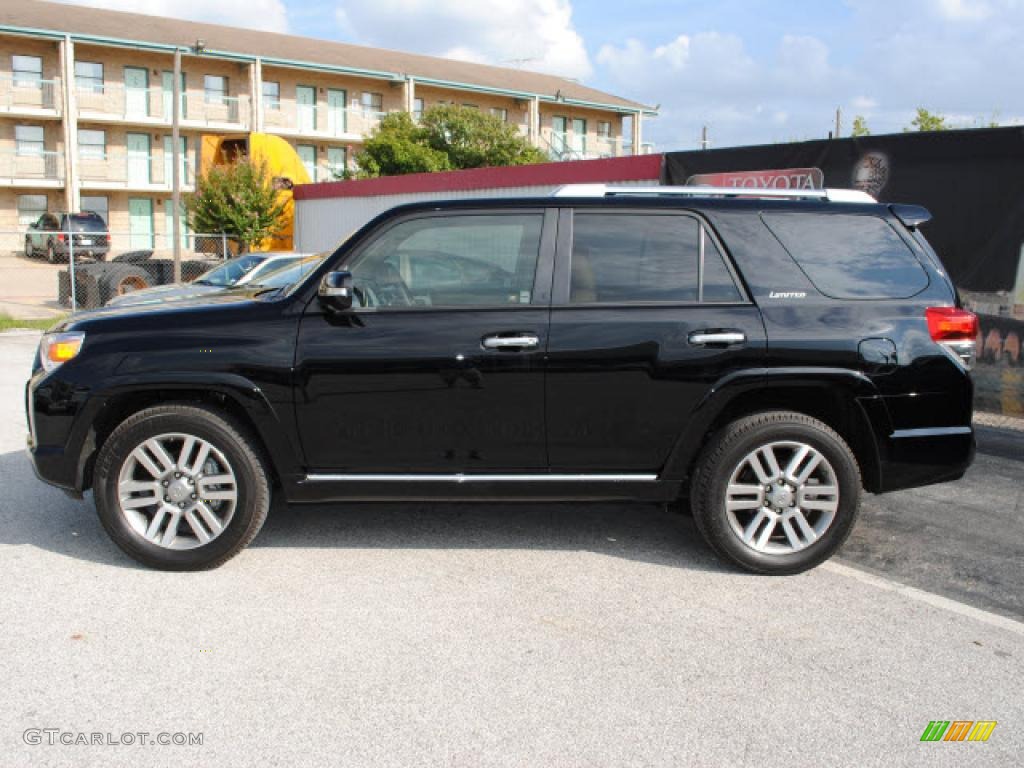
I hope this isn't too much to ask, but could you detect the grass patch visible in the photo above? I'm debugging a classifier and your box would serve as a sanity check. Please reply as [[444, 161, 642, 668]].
[[0, 313, 67, 332]]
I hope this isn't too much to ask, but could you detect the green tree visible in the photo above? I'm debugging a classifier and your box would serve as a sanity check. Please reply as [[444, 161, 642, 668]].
[[351, 112, 451, 178], [353, 105, 545, 178], [850, 115, 871, 137], [907, 107, 948, 132], [184, 159, 287, 252], [419, 104, 547, 169]]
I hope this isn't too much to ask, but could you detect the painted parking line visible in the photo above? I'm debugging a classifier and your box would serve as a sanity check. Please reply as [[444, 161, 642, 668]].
[[825, 561, 1024, 636]]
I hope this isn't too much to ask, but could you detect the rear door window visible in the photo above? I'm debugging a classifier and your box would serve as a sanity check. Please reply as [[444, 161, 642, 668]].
[[762, 213, 929, 299], [570, 213, 743, 304]]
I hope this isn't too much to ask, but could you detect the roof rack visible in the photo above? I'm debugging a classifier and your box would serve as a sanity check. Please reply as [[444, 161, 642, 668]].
[[550, 184, 876, 203]]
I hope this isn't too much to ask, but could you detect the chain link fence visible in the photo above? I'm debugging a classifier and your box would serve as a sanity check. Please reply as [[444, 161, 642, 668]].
[[0, 228, 238, 311]]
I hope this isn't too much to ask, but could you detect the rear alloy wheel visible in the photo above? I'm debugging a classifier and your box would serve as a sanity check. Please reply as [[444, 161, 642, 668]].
[[94, 404, 270, 570], [691, 411, 861, 574]]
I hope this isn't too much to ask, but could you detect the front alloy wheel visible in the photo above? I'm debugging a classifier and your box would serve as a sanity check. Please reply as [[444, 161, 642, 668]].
[[691, 411, 861, 574], [94, 404, 270, 570], [117, 433, 238, 549]]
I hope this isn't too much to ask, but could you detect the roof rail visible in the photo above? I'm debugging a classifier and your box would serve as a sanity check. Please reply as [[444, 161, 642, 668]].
[[550, 184, 876, 203]]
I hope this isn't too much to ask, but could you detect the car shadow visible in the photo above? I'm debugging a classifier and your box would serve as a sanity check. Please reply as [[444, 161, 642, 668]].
[[0, 449, 733, 574]]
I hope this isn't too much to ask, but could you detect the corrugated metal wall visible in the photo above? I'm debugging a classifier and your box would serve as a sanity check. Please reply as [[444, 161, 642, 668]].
[[294, 180, 654, 253]]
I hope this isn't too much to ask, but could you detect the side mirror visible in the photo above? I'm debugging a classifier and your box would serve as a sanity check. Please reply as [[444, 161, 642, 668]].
[[318, 270, 354, 312]]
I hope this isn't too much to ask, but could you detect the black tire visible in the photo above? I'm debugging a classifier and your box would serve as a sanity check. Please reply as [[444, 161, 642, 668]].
[[690, 411, 862, 575], [93, 404, 270, 570], [25, 236, 33, 259], [97, 264, 151, 305]]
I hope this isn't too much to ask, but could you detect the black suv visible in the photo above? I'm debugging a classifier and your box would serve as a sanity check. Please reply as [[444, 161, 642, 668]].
[[26, 186, 976, 572], [25, 211, 110, 263]]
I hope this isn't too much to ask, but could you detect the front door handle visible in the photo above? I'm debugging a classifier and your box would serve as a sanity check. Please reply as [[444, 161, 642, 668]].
[[482, 334, 540, 350], [689, 330, 746, 346]]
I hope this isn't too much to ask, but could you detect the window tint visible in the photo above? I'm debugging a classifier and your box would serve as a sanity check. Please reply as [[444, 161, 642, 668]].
[[703, 236, 743, 302], [352, 214, 543, 308], [571, 214, 700, 303], [763, 213, 929, 299]]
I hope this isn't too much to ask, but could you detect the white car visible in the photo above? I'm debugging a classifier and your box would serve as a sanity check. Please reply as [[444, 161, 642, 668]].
[[105, 252, 312, 307]]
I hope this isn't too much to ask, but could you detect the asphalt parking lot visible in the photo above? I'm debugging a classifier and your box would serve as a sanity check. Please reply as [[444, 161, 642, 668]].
[[1, 330, 1021, 767]]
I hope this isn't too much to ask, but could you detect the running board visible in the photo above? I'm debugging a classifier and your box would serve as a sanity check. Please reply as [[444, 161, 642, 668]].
[[304, 473, 659, 483]]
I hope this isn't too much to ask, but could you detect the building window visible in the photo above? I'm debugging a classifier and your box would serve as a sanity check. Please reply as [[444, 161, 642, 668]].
[[413, 97, 424, 120], [204, 75, 228, 104], [489, 107, 508, 122], [74, 61, 104, 93], [360, 92, 383, 113], [80, 195, 108, 223], [296, 144, 317, 181], [597, 121, 611, 138], [17, 194, 47, 226], [15, 125, 45, 156], [327, 146, 347, 179], [12, 55, 43, 88], [262, 81, 280, 110], [462, 103, 479, 110], [78, 129, 106, 160]]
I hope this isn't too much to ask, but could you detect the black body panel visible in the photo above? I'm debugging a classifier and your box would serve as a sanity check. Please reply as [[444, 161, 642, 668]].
[[26, 195, 974, 504]]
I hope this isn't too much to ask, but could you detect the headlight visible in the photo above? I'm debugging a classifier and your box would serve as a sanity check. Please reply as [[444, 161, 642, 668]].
[[39, 332, 85, 373]]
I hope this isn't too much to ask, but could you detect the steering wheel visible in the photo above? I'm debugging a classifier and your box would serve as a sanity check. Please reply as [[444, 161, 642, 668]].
[[358, 264, 415, 308]]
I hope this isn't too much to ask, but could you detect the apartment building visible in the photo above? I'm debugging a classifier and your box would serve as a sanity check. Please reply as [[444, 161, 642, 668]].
[[0, 0, 655, 248]]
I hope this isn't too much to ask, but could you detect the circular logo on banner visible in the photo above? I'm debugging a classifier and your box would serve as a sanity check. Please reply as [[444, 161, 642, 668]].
[[851, 152, 890, 197]]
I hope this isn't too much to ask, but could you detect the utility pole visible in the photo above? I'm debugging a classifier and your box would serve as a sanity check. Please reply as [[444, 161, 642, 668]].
[[834, 106, 842, 139], [171, 46, 182, 283], [700, 125, 710, 150]]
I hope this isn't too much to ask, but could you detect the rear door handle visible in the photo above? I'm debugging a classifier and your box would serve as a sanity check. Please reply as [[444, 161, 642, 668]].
[[688, 330, 746, 346], [482, 334, 540, 350]]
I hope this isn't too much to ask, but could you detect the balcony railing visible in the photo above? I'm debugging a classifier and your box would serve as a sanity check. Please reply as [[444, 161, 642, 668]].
[[0, 148, 64, 181], [78, 150, 194, 188], [263, 101, 393, 137], [76, 84, 249, 127], [543, 133, 654, 161], [0, 75, 61, 114]]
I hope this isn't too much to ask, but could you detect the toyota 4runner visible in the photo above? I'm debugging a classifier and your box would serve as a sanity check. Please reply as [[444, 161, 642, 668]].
[[26, 185, 977, 572]]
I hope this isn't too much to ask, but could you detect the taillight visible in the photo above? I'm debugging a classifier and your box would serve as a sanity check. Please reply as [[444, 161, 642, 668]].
[[926, 306, 978, 369], [57, 233, 66, 243]]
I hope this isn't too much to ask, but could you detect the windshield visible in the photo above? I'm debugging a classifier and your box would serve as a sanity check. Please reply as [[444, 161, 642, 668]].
[[194, 254, 266, 287], [248, 254, 326, 292], [236, 255, 305, 285], [65, 214, 108, 233]]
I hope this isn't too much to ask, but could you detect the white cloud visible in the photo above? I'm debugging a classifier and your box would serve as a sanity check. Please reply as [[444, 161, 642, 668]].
[[595, 0, 1024, 149], [332, 0, 591, 79], [53, 0, 289, 33]]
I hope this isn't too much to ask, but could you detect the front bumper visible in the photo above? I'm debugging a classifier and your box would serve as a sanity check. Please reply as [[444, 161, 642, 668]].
[[25, 371, 97, 496]]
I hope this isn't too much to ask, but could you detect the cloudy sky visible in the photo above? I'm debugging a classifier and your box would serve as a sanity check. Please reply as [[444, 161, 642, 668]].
[[57, 0, 1024, 150]]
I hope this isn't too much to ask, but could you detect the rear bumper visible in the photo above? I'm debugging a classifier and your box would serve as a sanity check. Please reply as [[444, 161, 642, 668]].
[[877, 425, 975, 493]]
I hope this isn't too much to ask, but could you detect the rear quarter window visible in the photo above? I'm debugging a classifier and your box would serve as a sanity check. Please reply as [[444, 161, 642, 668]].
[[762, 213, 929, 299]]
